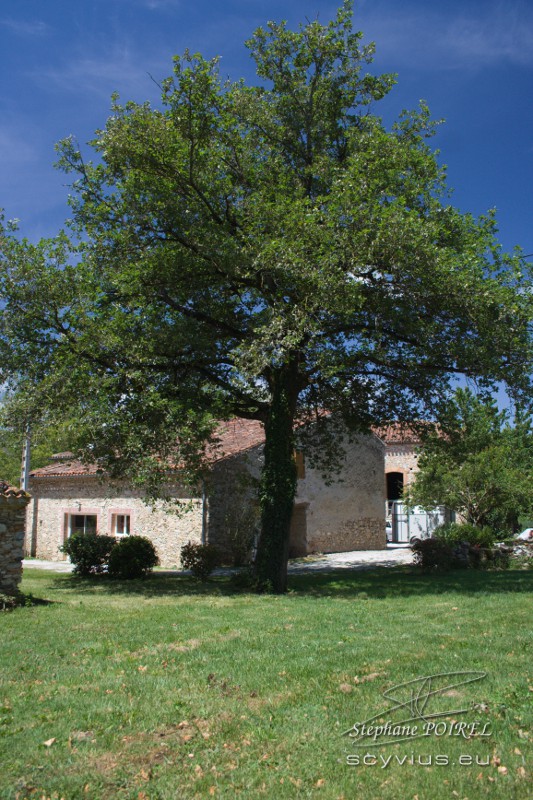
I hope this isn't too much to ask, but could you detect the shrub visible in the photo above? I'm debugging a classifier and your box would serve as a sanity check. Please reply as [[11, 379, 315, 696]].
[[107, 536, 159, 579], [180, 541, 221, 580], [60, 532, 116, 576], [433, 523, 496, 549], [411, 538, 454, 571]]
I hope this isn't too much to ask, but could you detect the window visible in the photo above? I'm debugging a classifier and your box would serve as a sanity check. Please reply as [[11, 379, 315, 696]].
[[111, 513, 131, 536], [70, 514, 97, 536]]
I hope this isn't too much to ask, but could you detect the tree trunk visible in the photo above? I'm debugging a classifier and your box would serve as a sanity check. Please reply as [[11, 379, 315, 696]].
[[254, 369, 298, 593]]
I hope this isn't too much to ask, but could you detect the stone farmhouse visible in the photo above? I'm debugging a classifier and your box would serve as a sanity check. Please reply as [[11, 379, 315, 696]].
[[24, 420, 421, 568]]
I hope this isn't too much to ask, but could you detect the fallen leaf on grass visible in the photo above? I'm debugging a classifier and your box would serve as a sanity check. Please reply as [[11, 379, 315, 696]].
[[339, 683, 352, 694], [497, 766, 508, 775], [315, 779, 326, 788], [43, 738, 56, 747], [517, 767, 527, 778]]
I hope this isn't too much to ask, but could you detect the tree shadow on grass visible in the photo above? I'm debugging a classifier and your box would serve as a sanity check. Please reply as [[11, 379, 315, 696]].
[[288, 565, 533, 598], [44, 565, 533, 599]]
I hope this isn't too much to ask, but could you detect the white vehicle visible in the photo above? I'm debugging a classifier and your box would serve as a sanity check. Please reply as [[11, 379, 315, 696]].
[[516, 528, 533, 541]]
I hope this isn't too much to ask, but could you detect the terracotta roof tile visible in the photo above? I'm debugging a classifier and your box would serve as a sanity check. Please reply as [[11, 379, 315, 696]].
[[0, 481, 31, 499], [31, 417, 418, 480], [208, 418, 265, 461], [30, 460, 101, 479], [373, 423, 423, 444]]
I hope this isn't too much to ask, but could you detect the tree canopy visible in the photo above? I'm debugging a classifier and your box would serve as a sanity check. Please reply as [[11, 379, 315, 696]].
[[407, 388, 533, 534], [1, 2, 532, 590], [0, 397, 77, 488]]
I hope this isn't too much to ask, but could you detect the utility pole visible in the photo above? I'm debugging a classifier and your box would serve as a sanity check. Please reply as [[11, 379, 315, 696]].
[[20, 425, 30, 491]]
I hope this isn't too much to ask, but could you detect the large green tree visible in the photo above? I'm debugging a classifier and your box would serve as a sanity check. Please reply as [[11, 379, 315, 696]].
[[407, 388, 533, 533], [1, 3, 532, 590], [0, 397, 77, 488]]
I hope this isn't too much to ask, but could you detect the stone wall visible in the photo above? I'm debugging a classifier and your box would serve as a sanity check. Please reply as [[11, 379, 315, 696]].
[[385, 445, 420, 488], [208, 430, 387, 556], [26, 476, 203, 568], [207, 449, 262, 562], [297, 432, 386, 552], [307, 517, 385, 553], [0, 484, 31, 595]]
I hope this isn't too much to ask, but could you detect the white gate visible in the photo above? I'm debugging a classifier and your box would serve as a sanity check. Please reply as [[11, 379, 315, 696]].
[[389, 501, 449, 544]]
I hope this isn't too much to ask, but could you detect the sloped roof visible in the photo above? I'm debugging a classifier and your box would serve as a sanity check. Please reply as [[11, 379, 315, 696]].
[[30, 418, 267, 480], [0, 481, 31, 499], [207, 418, 265, 461], [29, 460, 101, 478], [373, 423, 423, 445], [30, 417, 420, 480]]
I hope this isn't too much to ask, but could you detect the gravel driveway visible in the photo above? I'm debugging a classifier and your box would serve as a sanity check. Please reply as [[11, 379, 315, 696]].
[[23, 546, 412, 576]]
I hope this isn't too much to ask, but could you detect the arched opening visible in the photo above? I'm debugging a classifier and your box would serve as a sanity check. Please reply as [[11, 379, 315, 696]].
[[386, 472, 404, 502]]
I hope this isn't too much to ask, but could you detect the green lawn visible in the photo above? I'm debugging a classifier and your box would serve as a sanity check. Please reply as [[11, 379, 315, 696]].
[[1, 566, 531, 799]]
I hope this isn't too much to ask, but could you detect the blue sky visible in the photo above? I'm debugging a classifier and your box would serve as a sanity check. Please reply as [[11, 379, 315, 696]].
[[1, 0, 532, 255]]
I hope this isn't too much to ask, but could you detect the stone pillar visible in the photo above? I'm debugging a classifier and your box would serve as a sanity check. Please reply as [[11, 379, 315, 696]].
[[0, 483, 31, 596]]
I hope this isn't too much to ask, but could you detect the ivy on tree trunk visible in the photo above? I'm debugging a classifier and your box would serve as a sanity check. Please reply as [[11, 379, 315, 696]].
[[256, 368, 298, 593]]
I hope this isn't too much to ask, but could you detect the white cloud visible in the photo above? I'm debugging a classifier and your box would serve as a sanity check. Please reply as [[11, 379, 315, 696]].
[[32, 46, 170, 102], [0, 18, 49, 36], [358, 2, 533, 70]]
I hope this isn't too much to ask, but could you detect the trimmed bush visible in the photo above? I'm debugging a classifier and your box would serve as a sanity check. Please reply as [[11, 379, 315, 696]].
[[180, 541, 221, 580], [60, 532, 116, 576], [108, 536, 159, 579]]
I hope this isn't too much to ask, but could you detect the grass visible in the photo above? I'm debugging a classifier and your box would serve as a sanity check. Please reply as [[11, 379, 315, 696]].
[[0, 566, 531, 799]]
